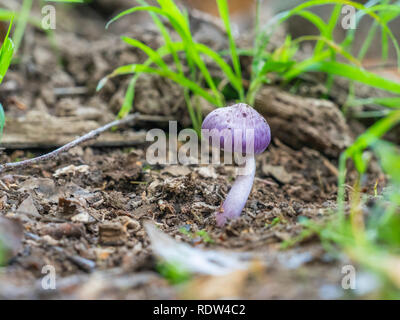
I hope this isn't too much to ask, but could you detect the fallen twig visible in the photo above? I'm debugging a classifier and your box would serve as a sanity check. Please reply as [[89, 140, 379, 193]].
[[0, 112, 155, 174], [53, 87, 88, 96]]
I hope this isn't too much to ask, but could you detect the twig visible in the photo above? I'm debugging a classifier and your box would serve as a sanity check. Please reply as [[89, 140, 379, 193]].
[[0, 113, 142, 174], [53, 87, 88, 96]]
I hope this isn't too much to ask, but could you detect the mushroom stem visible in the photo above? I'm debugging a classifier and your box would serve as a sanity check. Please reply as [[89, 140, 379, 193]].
[[216, 155, 256, 226]]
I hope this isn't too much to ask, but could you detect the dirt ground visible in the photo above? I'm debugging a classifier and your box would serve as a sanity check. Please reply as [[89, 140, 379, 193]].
[[0, 2, 389, 299]]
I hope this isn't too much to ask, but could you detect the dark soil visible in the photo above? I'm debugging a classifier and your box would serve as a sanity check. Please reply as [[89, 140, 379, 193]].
[[0, 2, 386, 299]]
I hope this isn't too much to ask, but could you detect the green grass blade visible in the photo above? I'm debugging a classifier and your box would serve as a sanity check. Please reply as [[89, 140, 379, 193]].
[[381, 27, 388, 62], [107, 5, 214, 98], [296, 11, 328, 37], [156, 41, 241, 95], [359, 20, 379, 61], [347, 110, 400, 172], [195, 43, 242, 94], [184, 88, 200, 135], [0, 20, 14, 85], [378, 0, 397, 61], [288, 61, 400, 94], [118, 75, 139, 119], [121, 36, 169, 70], [347, 97, 400, 109], [106, 6, 178, 30], [341, 0, 380, 50], [0, 9, 16, 21], [372, 140, 400, 185], [45, 0, 85, 2], [0, 20, 14, 141], [264, 1, 400, 68], [117, 55, 156, 119], [106, 63, 218, 105], [136, 0, 183, 74], [156, 0, 189, 35], [247, 61, 295, 105], [293, 35, 361, 66], [155, 0, 222, 106], [314, 4, 341, 55], [216, 0, 244, 101], [0, 39, 14, 84], [13, 0, 32, 53], [0, 103, 5, 142]]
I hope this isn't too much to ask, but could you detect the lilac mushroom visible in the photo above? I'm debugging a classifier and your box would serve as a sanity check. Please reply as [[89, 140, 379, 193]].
[[202, 103, 271, 226]]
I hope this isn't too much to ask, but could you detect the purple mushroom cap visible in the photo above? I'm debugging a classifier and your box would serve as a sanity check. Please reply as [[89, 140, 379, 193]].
[[201, 103, 271, 154]]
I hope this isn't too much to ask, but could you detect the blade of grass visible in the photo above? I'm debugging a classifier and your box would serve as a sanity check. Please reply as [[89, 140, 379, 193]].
[[155, 0, 222, 105], [0, 103, 5, 142], [118, 75, 139, 119], [121, 36, 169, 70], [0, 19, 14, 85], [104, 63, 218, 105], [192, 43, 242, 94], [13, 0, 32, 53], [136, 0, 183, 75], [0, 20, 14, 141], [115, 39, 242, 122], [262, 1, 400, 69], [341, 0, 380, 50], [184, 88, 200, 135], [372, 140, 400, 185], [347, 109, 400, 172], [287, 60, 400, 94], [338, 109, 400, 218], [296, 11, 328, 37], [293, 35, 361, 66], [106, 5, 223, 106], [216, 0, 244, 101], [347, 97, 400, 109], [314, 3, 341, 55]]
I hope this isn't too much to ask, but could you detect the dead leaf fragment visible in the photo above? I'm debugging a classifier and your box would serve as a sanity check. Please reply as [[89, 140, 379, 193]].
[[195, 166, 218, 179], [16, 196, 41, 218], [98, 223, 127, 246], [53, 165, 90, 178], [262, 164, 293, 184], [145, 222, 251, 276], [162, 165, 191, 177]]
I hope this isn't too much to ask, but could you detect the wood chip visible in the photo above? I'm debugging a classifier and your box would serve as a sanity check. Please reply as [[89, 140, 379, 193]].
[[98, 223, 127, 246]]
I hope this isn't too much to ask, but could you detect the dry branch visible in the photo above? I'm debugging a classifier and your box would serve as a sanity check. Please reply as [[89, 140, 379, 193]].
[[0, 113, 159, 174]]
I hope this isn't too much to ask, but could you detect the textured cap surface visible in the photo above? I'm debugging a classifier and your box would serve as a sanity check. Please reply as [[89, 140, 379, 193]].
[[201, 103, 271, 154]]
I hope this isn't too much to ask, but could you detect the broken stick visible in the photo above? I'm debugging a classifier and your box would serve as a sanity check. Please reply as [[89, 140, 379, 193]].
[[0, 113, 158, 174]]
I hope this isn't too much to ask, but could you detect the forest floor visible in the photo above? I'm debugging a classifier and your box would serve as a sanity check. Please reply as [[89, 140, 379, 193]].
[[0, 2, 387, 299]]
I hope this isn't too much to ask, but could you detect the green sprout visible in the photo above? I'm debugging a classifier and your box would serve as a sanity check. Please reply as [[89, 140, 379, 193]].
[[156, 260, 191, 285], [0, 19, 14, 264], [179, 227, 214, 244], [265, 216, 283, 228], [0, 19, 14, 141]]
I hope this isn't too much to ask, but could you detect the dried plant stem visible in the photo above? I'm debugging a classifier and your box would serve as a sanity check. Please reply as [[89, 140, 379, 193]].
[[0, 113, 151, 174]]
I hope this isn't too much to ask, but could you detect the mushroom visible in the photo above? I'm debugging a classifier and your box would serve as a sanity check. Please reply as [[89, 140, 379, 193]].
[[202, 103, 271, 226]]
